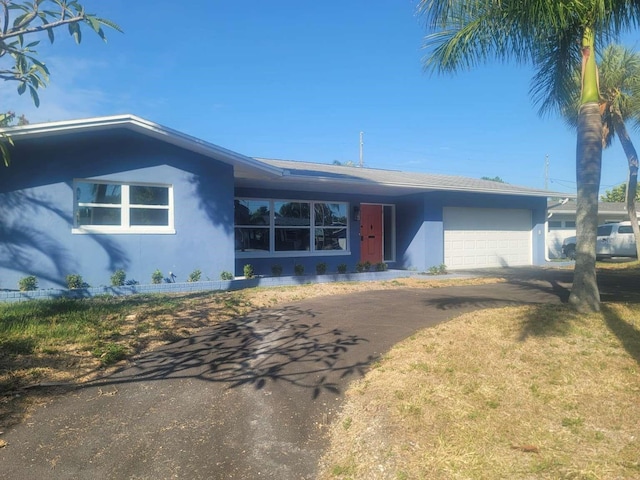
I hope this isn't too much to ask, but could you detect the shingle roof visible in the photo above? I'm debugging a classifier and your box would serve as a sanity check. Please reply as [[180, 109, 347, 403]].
[[548, 199, 639, 214], [254, 158, 563, 198]]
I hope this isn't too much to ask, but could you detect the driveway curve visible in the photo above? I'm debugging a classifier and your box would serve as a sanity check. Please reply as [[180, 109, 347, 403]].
[[0, 272, 575, 479]]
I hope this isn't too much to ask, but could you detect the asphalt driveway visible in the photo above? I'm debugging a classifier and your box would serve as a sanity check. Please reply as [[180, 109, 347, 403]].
[[0, 267, 631, 479]]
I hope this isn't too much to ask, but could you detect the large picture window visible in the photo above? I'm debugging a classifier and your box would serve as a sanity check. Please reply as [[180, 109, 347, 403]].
[[73, 180, 174, 234], [235, 199, 348, 255]]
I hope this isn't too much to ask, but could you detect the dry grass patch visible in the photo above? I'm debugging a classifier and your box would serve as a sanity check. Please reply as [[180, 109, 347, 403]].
[[319, 303, 640, 480]]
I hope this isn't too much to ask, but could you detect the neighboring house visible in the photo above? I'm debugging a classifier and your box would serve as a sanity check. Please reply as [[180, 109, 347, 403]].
[[547, 199, 640, 258], [0, 115, 557, 290]]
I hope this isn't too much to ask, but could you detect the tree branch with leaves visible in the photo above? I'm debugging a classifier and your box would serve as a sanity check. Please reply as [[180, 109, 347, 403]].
[[0, 0, 121, 165]]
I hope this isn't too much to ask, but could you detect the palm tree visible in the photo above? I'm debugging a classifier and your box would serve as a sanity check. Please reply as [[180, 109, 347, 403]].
[[598, 45, 640, 258], [419, 0, 640, 312], [560, 45, 640, 256]]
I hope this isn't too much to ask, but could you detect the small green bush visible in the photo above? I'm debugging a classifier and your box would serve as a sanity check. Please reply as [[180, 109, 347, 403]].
[[188, 269, 202, 282], [243, 264, 255, 279], [271, 264, 283, 277], [220, 271, 234, 280], [375, 262, 388, 272], [337, 263, 348, 274], [151, 269, 163, 284], [428, 264, 448, 275], [110, 269, 126, 286], [66, 274, 85, 289], [18, 275, 38, 291], [294, 264, 305, 276], [356, 261, 371, 273], [315, 262, 327, 275]]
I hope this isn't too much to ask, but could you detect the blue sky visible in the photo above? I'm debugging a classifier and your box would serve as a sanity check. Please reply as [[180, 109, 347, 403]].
[[3, 0, 640, 195]]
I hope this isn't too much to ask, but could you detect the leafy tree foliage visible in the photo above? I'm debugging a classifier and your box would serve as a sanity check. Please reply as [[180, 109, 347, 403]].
[[332, 160, 356, 167], [0, 0, 121, 106], [481, 176, 505, 183], [0, 111, 28, 126], [601, 183, 640, 202], [0, 1, 121, 165]]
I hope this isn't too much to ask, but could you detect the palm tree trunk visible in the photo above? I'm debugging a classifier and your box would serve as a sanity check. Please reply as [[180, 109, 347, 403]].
[[569, 30, 601, 312], [612, 113, 640, 258], [570, 102, 602, 312]]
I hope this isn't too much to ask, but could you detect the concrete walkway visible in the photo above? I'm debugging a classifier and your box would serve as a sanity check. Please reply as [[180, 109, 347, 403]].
[[0, 271, 577, 479]]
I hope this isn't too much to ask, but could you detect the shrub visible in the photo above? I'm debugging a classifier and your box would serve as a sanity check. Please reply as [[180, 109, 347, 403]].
[[315, 262, 327, 275], [18, 275, 38, 291], [220, 271, 234, 280], [428, 264, 448, 275], [66, 274, 85, 289], [337, 263, 348, 274], [271, 264, 283, 277], [151, 269, 163, 284], [110, 269, 126, 286], [294, 264, 305, 276], [356, 261, 371, 273], [375, 262, 388, 272], [243, 264, 255, 279], [188, 269, 202, 282]]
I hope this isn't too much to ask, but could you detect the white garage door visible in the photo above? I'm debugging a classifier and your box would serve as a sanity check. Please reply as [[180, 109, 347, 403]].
[[444, 207, 532, 269]]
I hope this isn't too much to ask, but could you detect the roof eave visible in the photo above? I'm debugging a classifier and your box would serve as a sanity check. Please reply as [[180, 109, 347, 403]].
[[1, 114, 284, 178]]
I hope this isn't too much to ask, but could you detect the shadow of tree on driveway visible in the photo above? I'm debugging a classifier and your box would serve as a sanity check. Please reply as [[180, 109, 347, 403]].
[[85, 305, 373, 400]]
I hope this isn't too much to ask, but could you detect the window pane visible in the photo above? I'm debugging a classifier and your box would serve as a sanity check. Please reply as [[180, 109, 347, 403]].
[[130, 186, 168, 205], [275, 228, 310, 251], [315, 203, 347, 226], [275, 201, 310, 226], [548, 221, 562, 229], [565, 221, 576, 228], [77, 183, 121, 204], [77, 207, 121, 226], [235, 200, 270, 226], [235, 227, 270, 252], [131, 208, 169, 226], [619, 226, 633, 234], [315, 228, 347, 250], [597, 225, 613, 236]]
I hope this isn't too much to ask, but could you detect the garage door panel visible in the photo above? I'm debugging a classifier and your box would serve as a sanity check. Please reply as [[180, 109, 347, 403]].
[[444, 207, 532, 269]]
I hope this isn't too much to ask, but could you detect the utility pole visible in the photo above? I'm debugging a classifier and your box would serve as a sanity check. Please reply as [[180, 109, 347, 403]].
[[359, 131, 364, 168], [544, 154, 549, 190]]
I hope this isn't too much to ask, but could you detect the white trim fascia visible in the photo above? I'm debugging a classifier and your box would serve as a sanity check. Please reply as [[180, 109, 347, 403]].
[[1, 114, 284, 178]]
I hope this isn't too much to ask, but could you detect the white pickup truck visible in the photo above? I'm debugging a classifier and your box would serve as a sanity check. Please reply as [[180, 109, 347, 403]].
[[562, 221, 638, 260]]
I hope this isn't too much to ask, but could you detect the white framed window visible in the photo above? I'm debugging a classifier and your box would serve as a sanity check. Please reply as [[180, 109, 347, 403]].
[[235, 198, 348, 256], [72, 180, 175, 234]]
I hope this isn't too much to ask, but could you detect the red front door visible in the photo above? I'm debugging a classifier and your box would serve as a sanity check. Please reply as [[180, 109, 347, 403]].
[[360, 204, 383, 264]]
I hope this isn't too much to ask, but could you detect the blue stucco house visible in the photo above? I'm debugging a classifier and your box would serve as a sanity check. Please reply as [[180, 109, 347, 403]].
[[0, 115, 553, 290]]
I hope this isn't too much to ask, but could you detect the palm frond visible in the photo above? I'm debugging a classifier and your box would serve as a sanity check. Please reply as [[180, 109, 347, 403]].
[[529, 28, 582, 119]]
